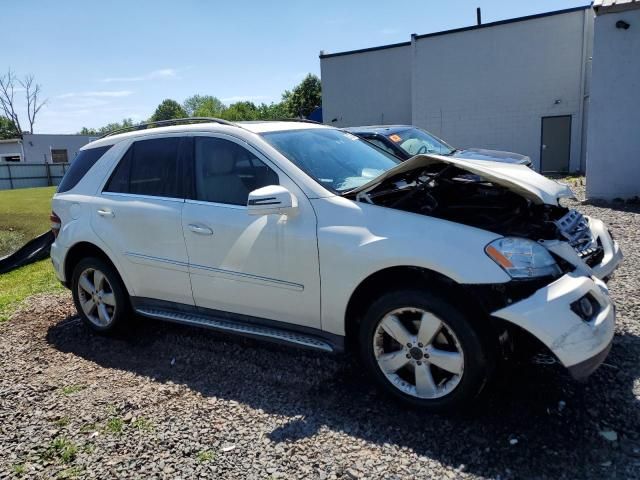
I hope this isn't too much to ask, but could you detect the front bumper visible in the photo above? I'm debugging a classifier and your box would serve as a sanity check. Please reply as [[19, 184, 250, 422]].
[[492, 273, 615, 377], [587, 216, 623, 280], [567, 339, 612, 381]]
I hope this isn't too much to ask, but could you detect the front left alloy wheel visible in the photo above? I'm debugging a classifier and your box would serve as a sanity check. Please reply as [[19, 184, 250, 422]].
[[359, 288, 494, 411], [71, 257, 130, 333]]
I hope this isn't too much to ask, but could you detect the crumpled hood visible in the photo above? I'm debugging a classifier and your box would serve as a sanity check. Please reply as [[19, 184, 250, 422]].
[[453, 148, 531, 166], [350, 154, 575, 206]]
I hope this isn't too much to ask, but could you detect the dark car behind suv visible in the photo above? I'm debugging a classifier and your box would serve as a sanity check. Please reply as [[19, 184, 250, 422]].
[[345, 125, 532, 167]]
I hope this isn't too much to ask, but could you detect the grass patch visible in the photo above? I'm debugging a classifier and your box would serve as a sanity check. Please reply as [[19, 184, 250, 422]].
[[0, 229, 24, 260], [80, 443, 95, 454], [0, 186, 62, 322], [57, 466, 84, 479], [42, 437, 77, 464], [132, 417, 154, 431], [79, 422, 98, 434], [0, 186, 55, 257], [196, 449, 216, 463], [53, 417, 70, 428], [105, 417, 124, 435], [0, 259, 64, 322], [11, 463, 26, 476], [60, 385, 86, 396]]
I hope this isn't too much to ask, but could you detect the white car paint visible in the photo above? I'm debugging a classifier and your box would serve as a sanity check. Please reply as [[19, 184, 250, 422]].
[[310, 195, 511, 335], [351, 153, 575, 206], [181, 134, 321, 328], [493, 273, 615, 370], [51, 121, 621, 379]]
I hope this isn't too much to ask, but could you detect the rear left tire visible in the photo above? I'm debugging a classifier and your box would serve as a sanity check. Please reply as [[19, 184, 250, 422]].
[[71, 257, 130, 333]]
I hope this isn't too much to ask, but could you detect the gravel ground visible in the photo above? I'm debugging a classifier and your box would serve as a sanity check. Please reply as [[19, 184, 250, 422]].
[[1, 184, 639, 479]]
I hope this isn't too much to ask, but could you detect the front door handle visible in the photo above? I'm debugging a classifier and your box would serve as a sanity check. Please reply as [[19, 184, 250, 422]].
[[97, 208, 114, 218], [188, 224, 213, 235]]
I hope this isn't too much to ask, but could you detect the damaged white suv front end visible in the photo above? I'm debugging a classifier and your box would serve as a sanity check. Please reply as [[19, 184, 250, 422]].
[[491, 207, 622, 379], [350, 154, 623, 381]]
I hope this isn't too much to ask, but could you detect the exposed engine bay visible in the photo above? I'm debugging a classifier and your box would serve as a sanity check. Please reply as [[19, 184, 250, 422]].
[[348, 164, 603, 266]]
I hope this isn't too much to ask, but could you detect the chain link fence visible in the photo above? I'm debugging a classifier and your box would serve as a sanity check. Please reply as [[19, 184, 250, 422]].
[[0, 163, 69, 190]]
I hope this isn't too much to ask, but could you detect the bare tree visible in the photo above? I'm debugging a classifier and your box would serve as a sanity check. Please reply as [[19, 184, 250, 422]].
[[21, 75, 45, 134], [0, 69, 47, 135], [0, 70, 22, 134]]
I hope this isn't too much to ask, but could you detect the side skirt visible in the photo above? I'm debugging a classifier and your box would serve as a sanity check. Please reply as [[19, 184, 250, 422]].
[[130, 297, 344, 353]]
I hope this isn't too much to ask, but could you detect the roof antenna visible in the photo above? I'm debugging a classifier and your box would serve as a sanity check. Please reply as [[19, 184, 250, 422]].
[[476, 7, 482, 25]]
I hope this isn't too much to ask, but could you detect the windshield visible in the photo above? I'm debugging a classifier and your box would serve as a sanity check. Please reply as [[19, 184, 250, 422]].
[[262, 129, 401, 193], [388, 128, 455, 156]]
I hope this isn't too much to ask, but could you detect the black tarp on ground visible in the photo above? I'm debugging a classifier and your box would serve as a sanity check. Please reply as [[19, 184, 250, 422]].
[[0, 231, 54, 274]]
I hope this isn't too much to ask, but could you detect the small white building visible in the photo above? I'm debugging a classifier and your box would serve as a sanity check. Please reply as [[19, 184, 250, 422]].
[[321, 6, 594, 173], [586, 0, 640, 200], [0, 134, 95, 164]]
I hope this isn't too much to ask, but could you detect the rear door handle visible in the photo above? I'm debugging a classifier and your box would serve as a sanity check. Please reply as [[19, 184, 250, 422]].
[[188, 224, 213, 235], [97, 208, 114, 218]]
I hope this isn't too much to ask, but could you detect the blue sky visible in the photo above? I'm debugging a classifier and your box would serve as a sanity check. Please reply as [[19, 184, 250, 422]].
[[4, 0, 587, 133]]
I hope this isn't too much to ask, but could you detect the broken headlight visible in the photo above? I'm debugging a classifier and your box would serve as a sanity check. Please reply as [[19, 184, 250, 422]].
[[485, 237, 561, 279]]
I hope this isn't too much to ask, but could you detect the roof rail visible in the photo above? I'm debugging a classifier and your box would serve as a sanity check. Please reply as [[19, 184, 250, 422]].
[[275, 118, 323, 125], [98, 117, 237, 139]]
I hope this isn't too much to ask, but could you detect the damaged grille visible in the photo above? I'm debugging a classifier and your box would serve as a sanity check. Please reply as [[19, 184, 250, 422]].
[[554, 210, 603, 266]]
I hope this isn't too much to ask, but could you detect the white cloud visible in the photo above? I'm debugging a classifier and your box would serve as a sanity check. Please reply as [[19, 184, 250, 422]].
[[57, 90, 134, 99], [102, 68, 178, 83], [221, 95, 270, 104]]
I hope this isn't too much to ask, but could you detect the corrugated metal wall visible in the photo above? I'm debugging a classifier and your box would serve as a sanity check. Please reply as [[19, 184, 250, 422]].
[[0, 163, 69, 190]]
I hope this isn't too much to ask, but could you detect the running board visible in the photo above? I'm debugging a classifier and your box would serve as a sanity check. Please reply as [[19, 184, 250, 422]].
[[135, 307, 335, 353]]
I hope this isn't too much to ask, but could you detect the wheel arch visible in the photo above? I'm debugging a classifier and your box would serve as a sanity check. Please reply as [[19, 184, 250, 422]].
[[64, 242, 133, 295], [344, 266, 488, 351]]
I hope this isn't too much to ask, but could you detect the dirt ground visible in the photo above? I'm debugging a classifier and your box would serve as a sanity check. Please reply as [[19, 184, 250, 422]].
[[1, 191, 639, 479]]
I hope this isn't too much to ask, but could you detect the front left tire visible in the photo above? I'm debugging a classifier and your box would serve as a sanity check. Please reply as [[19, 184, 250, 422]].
[[71, 257, 130, 333], [359, 288, 495, 412]]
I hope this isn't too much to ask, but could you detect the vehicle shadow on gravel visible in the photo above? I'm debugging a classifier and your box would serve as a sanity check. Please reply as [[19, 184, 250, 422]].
[[46, 314, 640, 478]]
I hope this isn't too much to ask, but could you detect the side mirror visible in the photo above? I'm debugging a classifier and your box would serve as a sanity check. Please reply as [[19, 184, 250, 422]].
[[247, 185, 298, 216]]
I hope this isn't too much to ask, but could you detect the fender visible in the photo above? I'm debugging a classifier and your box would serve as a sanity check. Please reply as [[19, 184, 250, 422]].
[[52, 210, 136, 297], [310, 196, 511, 335]]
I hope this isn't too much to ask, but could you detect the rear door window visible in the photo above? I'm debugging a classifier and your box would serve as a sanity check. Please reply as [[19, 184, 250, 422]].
[[104, 137, 183, 198], [57, 145, 113, 193]]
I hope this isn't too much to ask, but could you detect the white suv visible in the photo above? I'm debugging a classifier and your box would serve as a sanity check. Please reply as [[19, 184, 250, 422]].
[[51, 119, 622, 411]]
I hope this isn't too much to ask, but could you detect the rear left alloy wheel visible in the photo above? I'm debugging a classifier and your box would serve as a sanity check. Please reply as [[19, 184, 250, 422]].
[[71, 257, 130, 333], [360, 289, 493, 412]]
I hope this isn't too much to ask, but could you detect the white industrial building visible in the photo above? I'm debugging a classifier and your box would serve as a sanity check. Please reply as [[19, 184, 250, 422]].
[[586, 0, 640, 199], [321, 3, 640, 199], [321, 6, 593, 174], [0, 134, 95, 164]]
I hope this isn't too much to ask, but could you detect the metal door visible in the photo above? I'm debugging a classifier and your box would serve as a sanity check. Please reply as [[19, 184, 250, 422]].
[[541, 115, 571, 173]]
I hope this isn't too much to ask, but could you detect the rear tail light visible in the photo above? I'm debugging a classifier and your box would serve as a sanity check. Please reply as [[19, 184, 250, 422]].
[[50, 211, 61, 238]]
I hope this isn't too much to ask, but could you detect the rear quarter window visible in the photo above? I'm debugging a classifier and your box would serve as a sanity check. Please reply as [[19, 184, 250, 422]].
[[57, 145, 113, 193]]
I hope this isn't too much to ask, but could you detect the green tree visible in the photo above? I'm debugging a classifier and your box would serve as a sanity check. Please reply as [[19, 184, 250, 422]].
[[219, 101, 260, 121], [256, 102, 289, 120], [150, 99, 187, 122], [183, 94, 226, 117], [282, 74, 321, 118], [0, 116, 19, 139], [78, 118, 135, 136]]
